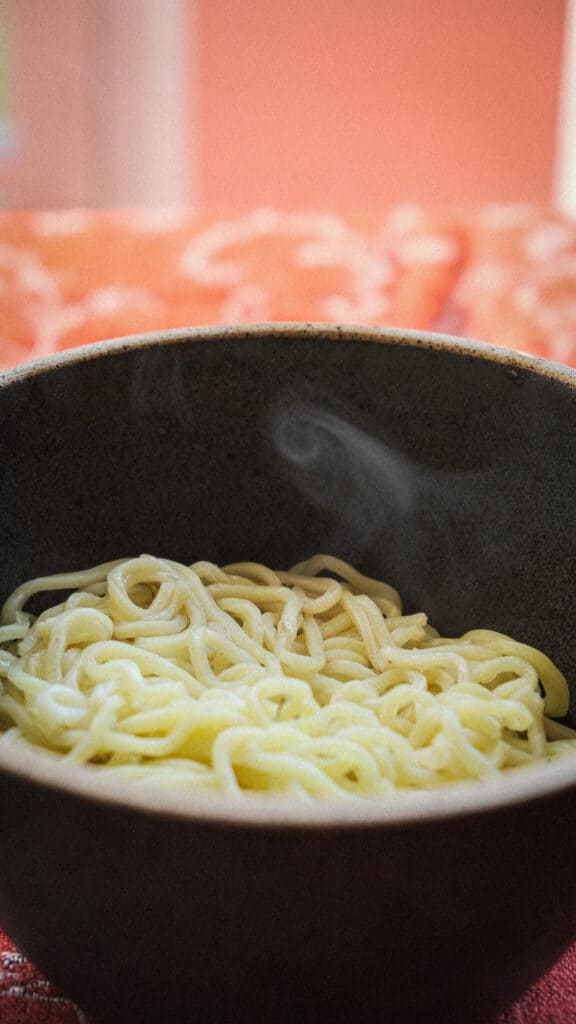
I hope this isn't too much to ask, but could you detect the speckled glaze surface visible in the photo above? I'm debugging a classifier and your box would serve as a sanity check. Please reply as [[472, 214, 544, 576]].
[[1, 324, 576, 1023]]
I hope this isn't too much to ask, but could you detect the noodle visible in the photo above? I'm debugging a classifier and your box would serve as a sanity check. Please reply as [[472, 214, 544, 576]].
[[0, 554, 574, 800]]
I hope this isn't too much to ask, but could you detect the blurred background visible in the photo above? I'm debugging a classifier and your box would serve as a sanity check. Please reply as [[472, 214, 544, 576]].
[[0, 0, 573, 213]]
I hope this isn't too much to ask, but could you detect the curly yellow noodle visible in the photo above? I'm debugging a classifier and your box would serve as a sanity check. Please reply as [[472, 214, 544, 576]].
[[0, 553, 575, 800]]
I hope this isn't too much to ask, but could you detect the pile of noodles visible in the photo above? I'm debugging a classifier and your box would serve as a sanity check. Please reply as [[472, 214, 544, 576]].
[[0, 554, 575, 800]]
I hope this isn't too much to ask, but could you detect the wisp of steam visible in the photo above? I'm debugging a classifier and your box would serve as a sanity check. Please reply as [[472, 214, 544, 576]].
[[271, 401, 417, 559], [270, 399, 497, 625]]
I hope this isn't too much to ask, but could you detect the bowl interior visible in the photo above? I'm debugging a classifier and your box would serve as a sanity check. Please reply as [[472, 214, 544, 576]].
[[1, 324, 576, 730]]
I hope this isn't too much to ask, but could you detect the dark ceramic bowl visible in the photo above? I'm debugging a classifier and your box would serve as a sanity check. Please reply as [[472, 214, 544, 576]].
[[1, 324, 576, 1024]]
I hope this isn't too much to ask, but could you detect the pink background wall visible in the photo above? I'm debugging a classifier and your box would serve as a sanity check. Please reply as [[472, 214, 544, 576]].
[[197, 0, 567, 209], [0, 0, 94, 207], [0, 0, 569, 209]]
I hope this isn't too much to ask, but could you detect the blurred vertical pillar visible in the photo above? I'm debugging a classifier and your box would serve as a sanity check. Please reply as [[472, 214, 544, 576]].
[[90, 0, 190, 207], [0, 0, 192, 208], [555, 0, 576, 215]]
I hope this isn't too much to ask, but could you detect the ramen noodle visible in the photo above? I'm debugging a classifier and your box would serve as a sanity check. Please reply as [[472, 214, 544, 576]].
[[0, 554, 574, 799]]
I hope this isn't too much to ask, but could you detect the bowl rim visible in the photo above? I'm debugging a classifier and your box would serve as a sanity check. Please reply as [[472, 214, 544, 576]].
[[2, 321, 576, 830], [2, 321, 576, 390]]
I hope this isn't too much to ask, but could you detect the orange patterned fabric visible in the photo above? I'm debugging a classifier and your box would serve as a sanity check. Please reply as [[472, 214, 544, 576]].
[[1, 205, 576, 370], [1, 205, 576, 1022]]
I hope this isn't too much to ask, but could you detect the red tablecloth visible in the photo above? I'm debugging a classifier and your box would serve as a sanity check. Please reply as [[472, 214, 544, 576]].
[[1, 204, 576, 1022]]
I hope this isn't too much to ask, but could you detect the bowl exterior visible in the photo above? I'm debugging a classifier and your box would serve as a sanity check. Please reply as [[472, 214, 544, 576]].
[[1, 768, 576, 1023]]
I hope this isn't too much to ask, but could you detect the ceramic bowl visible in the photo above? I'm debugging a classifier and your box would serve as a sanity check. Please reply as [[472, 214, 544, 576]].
[[1, 324, 576, 1024]]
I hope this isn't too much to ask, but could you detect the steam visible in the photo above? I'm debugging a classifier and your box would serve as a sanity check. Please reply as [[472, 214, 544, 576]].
[[270, 399, 495, 624], [130, 346, 193, 428], [271, 401, 423, 565]]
